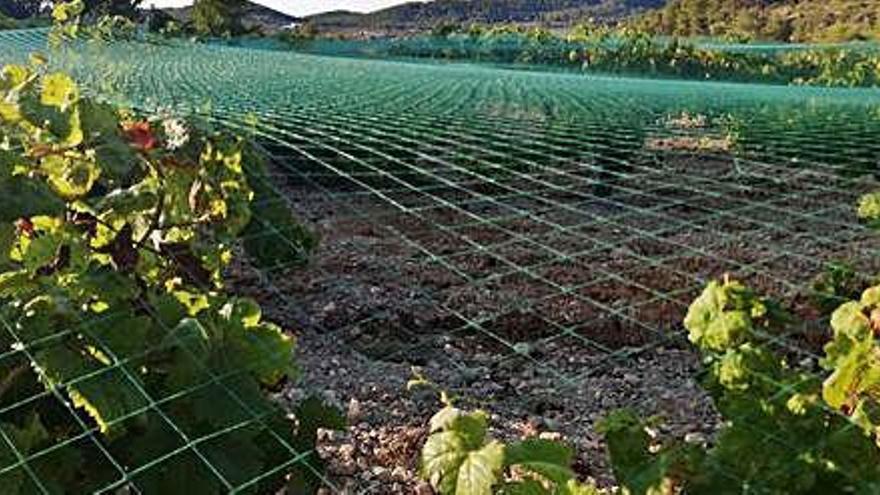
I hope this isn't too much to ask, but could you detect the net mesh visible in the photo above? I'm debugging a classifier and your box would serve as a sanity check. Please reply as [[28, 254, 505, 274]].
[[1, 29, 880, 493]]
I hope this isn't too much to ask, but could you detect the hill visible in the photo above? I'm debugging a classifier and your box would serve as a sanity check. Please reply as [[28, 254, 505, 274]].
[[631, 0, 880, 42], [306, 0, 665, 34], [164, 0, 299, 34]]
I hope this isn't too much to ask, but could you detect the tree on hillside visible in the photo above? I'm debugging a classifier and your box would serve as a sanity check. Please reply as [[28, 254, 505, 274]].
[[0, 0, 43, 19], [191, 0, 247, 37], [82, 0, 142, 19]]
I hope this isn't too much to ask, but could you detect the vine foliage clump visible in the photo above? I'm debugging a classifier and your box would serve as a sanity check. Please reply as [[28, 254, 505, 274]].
[[420, 392, 600, 495], [601, 271, 880, 493], [0, 52, 335, 493]]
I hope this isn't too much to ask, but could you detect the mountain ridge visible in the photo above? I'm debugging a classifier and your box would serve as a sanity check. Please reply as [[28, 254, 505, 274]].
[[304, 0, 665, 33]]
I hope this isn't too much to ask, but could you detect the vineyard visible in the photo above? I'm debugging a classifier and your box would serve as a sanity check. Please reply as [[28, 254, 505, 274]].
[[2, 21, 880, 494]]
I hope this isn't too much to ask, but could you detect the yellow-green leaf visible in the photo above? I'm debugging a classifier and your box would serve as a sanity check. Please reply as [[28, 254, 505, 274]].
[[41, 73, 79, 111], [41, 155, 100, 199]]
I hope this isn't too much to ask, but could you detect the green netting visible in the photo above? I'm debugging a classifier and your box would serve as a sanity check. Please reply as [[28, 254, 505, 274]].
[[1, 28, 880, 493]]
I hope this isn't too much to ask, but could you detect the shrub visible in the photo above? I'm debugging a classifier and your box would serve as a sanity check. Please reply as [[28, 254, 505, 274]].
[[0, 55, 336, 493]]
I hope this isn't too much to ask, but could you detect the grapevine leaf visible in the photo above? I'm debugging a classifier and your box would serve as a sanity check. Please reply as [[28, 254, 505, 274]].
[[422, 408, 503, 495], [423, 431, 471, 494], [241, 148, 317, 268], [504, 438, 575, 484], [292, 396, 347, 452], [0, 101, 22, 123], [683, 280, 727, 349], [52, 0, 84, 23], [430, 405, 466, 433], [1, 64, 30, 90], [88, 313, 152, 359], [80, 100, 138, 181], [40, 155, 100, 199], [704, 310, 751, 351], [201, 428, 265, 488], [38, 344, 147, 435], [219, 299, 296, 386], [64, 107, 83, 147], [0, 225, 14, 268], [597, 409, 694, 495], [97, 185, 159, 217], [0, 174, 65, 223], [40, 73, 79, 111], [288, 397, 346, 494], [0, 63, 322, 492], [830, 301, 872, 342], [457, 441, 505, 495], [126, 417, 225, 495]]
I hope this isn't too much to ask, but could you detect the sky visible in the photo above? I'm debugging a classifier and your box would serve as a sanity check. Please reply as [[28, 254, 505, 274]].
[[144, 1, 414, 17]]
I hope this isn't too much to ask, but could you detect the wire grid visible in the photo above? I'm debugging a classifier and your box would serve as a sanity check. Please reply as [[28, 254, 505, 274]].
[[1, 30, 880, 492]]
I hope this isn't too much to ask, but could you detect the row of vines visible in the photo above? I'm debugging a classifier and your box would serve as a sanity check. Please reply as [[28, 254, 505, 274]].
[[287, 25, 880, 88]]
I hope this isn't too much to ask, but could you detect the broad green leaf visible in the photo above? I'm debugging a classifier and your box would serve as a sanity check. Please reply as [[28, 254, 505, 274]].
[[40, 155, 100, 199], [37, 344, 148, 436], [0, 101, 22, 123], [449, 410, 490, 451], [291, 396, 347, 473], [703, 310, 751, 351], [98, 185, 159, 217], [430, 405, 466, 433], [173, 290, 211, 316], [13, 228, 62, 272], [830, 301, 871, 341], [1, 65, 30, 91], [504, 438, 575, 484], [80, 100, 138, 181], [89, 313, 152, 358], [597, 409, 692, 495], [457, 440, 504, 495], [422, 407, 502, 495], [0, 174, 66, 223], [862, 286, 880, 306], [422, 431, 471, 494], [171, 318, 211, 358], [219, 298, 296, 385], [224, 298, 262, 328], [235, 321, 295, 386], [683, 280, 726, 348], [241, 150, 317, 268], [41, 73, 79, 111], [64, 107, 83, 147], [52, 0, 84, 22]]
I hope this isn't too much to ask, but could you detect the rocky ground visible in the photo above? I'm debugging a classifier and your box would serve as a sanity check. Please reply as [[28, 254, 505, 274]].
[[229, 147, 878, 493]]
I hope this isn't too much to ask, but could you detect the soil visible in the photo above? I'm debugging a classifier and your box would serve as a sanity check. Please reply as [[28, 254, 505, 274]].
[[228, 144, 880, 494]]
